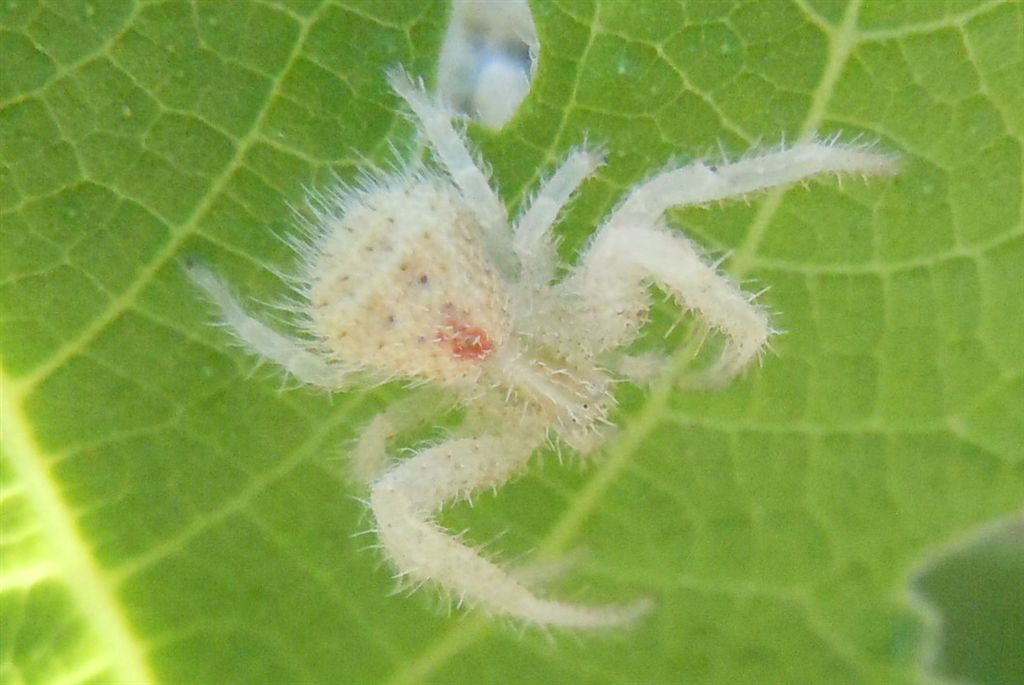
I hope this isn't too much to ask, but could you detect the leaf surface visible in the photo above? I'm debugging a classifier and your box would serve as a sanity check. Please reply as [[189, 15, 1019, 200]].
[[2, 1, 1021, 684]]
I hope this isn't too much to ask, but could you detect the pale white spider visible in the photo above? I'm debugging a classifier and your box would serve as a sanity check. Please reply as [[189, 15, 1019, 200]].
[[188, 69, 898, 629]]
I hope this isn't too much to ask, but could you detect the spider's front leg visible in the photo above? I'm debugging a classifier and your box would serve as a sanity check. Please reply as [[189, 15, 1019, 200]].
[[349, 390, 454, 485], [367, 427, 651, 628], [572, 141, 898, 384], [574, 223, 771, 384]]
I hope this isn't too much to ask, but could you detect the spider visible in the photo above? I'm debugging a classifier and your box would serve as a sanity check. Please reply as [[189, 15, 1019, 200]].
[[188, 68, 898, 629]]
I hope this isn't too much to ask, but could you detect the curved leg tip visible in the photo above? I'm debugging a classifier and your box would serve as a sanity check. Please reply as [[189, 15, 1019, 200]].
[[515, 594, 655, 630]]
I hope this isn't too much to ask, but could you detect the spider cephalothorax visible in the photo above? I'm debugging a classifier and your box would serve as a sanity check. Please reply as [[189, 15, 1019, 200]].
[[190, 68, 897, 628]]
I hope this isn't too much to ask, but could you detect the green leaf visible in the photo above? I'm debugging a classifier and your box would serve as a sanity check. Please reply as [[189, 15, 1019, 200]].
[[2, 1, 1021, 684], [912, 516, 1024, 685]]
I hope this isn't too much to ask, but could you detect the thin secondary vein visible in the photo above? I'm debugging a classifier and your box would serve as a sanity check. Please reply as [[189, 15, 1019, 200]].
[[9, 7, 327, 397], [108, 391, 361, 583], [730, 0, 866, 277]]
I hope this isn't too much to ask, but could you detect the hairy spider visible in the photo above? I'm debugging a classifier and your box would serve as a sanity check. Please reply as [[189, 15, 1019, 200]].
[[188, 69, 897, 628]]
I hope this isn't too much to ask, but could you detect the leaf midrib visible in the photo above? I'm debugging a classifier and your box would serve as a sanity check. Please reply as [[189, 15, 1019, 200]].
[[1, 366, 156, 685], [1, 6, 329, 682]]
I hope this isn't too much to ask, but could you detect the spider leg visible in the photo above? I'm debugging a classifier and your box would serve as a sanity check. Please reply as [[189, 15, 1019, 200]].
[[609, 140, 899, 225], [349, 389, 453, 486], [509, 550, 584, 590], [572, 224, 772, 385], [610, 322, 712, 386], [611, 352, 672, 387], [387, 69, 514, 273], [571, 141, 897, 384], [513, 146, 605, 285], [186, 263, 352, 389], [369, 430, 652, 628]]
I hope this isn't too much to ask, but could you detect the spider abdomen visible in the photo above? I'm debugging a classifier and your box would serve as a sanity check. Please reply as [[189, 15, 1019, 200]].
[[304, 179, 510, 382]]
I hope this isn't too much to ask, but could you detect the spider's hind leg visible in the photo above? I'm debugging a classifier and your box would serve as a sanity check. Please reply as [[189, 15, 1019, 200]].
[[513, 146, 606, 285], [387, 69, 513, 272], [186, 262, 352, 390]]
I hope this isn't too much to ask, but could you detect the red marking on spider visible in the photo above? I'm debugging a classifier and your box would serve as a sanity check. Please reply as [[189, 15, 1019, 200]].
[[435, 318, 494, 361]]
